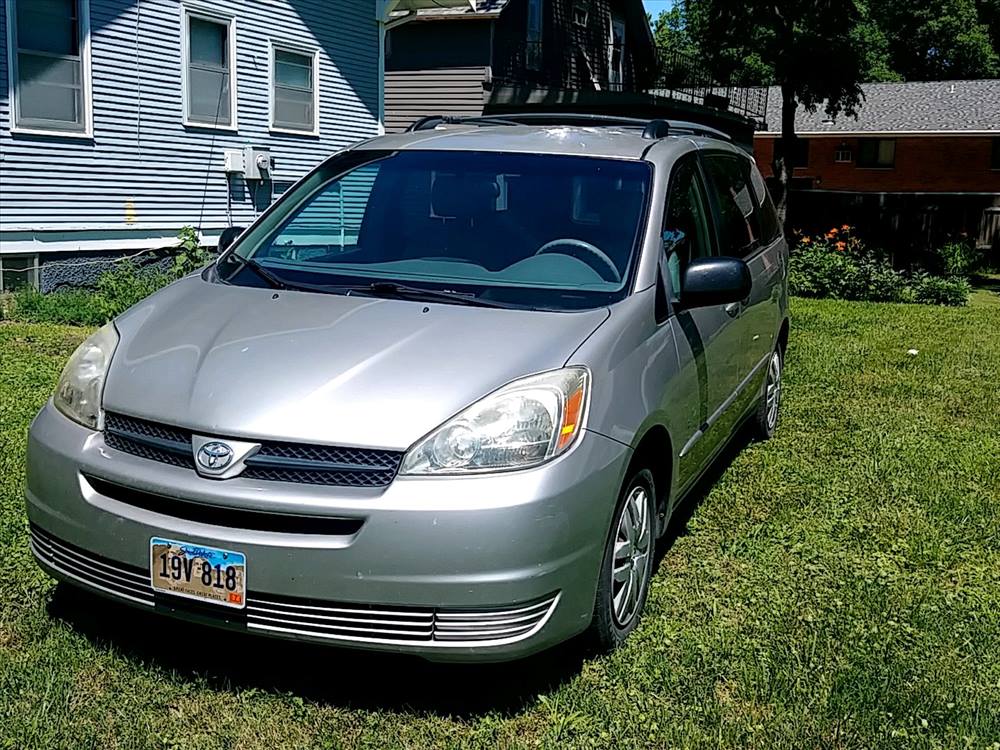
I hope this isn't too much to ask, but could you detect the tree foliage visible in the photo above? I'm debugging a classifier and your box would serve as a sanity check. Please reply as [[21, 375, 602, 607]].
[[657, 0, 1000, 84], [871, 0, 999, 79]]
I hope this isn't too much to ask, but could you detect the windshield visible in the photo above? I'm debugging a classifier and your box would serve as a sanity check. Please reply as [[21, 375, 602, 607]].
[[220, 149, 651, 310]]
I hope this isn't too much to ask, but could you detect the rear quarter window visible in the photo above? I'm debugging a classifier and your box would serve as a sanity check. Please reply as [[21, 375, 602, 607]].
[[704, 153, 780, 256]]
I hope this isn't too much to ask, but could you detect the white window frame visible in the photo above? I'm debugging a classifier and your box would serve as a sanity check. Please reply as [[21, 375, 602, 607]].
[[834, 148, 853, 163], [269, 41, 320, 136], [0, 253, 41, 292], [181, 5, 238, 131], [5, 0, 93, 138]]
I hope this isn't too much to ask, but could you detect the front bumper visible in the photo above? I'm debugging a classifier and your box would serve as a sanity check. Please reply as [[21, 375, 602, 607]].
[[25, 402, 631, 662]]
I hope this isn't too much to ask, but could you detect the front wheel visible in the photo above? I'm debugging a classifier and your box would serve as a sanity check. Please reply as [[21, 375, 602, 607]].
[[586, 468, 656, 652], [752, 347, 783, 440]]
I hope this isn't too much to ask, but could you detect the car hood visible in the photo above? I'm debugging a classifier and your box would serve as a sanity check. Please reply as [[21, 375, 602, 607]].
[[105, 275, 609, 450]]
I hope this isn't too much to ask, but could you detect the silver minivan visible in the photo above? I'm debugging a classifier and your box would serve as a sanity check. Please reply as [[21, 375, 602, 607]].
[[26, 116, 788, 662]]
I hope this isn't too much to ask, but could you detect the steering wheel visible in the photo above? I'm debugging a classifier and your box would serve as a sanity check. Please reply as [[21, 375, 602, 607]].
[[534, 238, 622, 283]]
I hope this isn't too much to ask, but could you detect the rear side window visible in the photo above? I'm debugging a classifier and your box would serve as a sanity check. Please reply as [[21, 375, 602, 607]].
[[703, 154, 762, 257], [749, 165, 782, 243]]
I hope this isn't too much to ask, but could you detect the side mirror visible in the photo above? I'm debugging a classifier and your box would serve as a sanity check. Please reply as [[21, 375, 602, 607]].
[[216, 225, 246, 255], [678, 256, 751, 309]]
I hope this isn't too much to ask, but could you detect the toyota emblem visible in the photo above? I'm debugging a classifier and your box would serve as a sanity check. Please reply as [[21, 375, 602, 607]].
[[197, 441, 234, 471]]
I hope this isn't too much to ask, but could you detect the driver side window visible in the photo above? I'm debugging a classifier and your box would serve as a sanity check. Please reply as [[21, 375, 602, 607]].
[[663, 158, 714, 297]]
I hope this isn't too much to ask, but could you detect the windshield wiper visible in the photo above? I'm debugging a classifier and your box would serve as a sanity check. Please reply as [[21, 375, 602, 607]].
[[221, 253, 291, 290], [353, 281, 522, 309], [220, 261, 523, 309]]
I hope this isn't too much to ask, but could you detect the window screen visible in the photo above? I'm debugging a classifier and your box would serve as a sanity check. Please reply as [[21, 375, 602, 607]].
[[703, 154, 762, 257], [187, 16, 232, 126], [13, 0, 86, 131], [273, 49, 315, 132], [774, 137, 810, 168], [857, 139, 895, 168]]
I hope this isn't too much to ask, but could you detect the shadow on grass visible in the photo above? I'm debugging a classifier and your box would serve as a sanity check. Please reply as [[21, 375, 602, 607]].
[[45, 429, 752, 718], [655, 424, 755, 569], [47, 584, 590, 717]]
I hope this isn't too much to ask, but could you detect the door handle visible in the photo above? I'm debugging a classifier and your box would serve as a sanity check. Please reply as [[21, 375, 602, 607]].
[[724, 302, 741, 318]]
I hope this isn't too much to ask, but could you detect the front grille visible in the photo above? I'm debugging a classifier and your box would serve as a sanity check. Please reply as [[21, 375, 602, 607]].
[[30, 525, 558, 646], [84, 475, 365, 536], [104, 412, 194, 469], [103, 412, 403, 487]]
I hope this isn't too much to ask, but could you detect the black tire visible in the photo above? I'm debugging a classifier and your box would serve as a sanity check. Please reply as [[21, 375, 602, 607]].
[[752, 346, 783, 440], [586, 467, 657, 652]]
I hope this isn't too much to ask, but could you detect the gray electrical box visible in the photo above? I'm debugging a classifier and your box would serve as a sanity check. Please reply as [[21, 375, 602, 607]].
[[244, 147, 273, 180], [222, 149, 244, 174]]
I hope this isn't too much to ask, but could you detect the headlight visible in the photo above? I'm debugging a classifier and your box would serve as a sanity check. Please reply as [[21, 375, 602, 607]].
[[53, 323, 119, 429], [399, 367, 589, 475]]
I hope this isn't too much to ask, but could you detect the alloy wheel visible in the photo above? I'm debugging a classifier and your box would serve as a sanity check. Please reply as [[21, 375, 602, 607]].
[[765, 351, 782, 431], [611, 484, 652, 627]]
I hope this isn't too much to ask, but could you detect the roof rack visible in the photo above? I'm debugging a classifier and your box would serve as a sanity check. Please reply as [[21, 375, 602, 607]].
[[405, 113, 731, 142]]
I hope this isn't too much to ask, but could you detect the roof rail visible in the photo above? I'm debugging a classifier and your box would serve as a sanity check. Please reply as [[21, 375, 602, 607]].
[[405, 113, 731, 141]]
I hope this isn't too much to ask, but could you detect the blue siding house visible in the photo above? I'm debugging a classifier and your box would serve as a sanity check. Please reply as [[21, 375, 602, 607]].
[[0, 0, 468, 291]]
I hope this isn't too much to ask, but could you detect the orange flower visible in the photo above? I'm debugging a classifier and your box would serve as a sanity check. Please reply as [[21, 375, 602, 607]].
[[835, 241, 847, 252], [825, 229, 838, 239], [801, 236, 811, 245], [840, 224, 851, 231]]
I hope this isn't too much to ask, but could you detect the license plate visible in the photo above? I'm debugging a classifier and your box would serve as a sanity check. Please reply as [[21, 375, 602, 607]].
[[150, 538, 246, 609]]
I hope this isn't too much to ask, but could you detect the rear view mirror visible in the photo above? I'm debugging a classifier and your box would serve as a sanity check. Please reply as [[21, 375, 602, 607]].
[[678, 257, 751, 309], [217, 226, 246, 255]]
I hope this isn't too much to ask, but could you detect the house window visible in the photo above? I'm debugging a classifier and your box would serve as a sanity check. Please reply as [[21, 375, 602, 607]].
[[0, 254, 40, 292], [572, 3, 589, 27], [834, 147, 852, 163], [857, 139, 895, 168], [774, 138, 810, 168], [183, 10, 237, 128], [271, 46, 317, 133], [992, 138, 1000, 170], [526, 0, 543, 70], [7, 0, 90, 134]]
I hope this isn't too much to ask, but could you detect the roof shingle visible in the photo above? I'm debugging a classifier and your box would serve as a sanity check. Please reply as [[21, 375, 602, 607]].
[[759, 79, 1000, 134]]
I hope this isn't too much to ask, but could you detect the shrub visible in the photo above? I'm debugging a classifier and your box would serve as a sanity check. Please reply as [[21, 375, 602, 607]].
[[934, 240, 981, 277], [94, 261, 172, 320], [10, 262, 172, 327], [172, 225, 213, 278], [910, 272, 971, 306], [789, 225, 968, 306], [11, 288, 107, 326]]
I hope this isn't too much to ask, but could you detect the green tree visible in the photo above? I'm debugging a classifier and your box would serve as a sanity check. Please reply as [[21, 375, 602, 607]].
[[652, 6, 707, 84], [869, 0, 999, 79], [686, 0, 872, 226]]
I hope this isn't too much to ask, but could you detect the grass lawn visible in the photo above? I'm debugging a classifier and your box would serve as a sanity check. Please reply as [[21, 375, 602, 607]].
[[1, 298, 998, 749]]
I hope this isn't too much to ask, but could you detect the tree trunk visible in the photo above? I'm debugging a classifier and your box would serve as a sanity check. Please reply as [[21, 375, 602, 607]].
[[772, 82, 798, 232]]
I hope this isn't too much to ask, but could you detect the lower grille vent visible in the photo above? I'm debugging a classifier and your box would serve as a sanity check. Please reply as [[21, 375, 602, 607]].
[[29, 526, 558, 646]]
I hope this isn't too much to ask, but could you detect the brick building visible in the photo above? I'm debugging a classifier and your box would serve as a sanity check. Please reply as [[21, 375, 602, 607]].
[[754, 79, 1000, 255]]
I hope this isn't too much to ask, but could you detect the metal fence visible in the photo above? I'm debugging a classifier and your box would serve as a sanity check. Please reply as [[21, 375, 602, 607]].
[[491, 42, 769, 125], [648, 48, 769, 124]]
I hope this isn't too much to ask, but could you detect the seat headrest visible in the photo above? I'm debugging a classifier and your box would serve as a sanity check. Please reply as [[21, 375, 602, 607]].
[[432, 174, 499, 218]]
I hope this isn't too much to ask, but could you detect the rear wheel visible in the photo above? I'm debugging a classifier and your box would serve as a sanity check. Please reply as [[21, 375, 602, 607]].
[[587, 468, 656, 651], [752, 347, 783, 440]]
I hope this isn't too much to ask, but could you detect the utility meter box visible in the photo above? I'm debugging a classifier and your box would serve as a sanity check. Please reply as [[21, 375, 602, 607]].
[[244, 147, 273, 180], [222, 149, 244, 174]]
